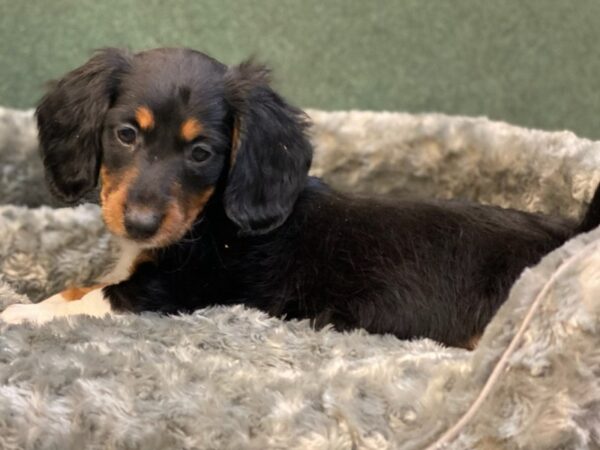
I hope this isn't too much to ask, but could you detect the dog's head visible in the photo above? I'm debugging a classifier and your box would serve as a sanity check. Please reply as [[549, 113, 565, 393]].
[[36, 48, 312, 247]]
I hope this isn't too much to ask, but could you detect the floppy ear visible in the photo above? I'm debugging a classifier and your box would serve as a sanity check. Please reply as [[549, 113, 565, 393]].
[[224, 61, 313, 235], [35, 48, 132, 203]]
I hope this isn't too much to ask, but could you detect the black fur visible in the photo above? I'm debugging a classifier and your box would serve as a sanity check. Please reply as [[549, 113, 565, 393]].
[[36, 49, 132, 203], [223, 62, 312, 235], [37, 48, 600, 348], [106, 182, 583, 347]]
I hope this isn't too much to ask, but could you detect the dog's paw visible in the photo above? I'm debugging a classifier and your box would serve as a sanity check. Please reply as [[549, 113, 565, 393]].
[[0, 290, 111, 325], [1, 293, 67, 324], [1, 301, 63, 325]]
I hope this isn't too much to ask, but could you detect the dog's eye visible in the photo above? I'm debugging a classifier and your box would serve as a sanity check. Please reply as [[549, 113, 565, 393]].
[[116, 125, 138, 146], [190, 143, 213, 164]]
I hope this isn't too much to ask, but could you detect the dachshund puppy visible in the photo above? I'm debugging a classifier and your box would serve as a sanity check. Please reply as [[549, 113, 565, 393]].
[[2, 48, 599, 349]]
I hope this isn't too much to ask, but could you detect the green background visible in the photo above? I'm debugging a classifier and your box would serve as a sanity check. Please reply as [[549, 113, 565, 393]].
[[2, 0, 600, 138]]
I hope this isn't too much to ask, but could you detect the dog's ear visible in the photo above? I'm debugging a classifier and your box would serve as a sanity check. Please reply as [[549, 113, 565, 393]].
[[36, 48, 132, 203], [223, 61, 313, 235]]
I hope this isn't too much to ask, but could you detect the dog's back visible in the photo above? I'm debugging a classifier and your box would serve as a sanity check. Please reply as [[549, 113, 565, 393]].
[[236, 180, 578, 347]]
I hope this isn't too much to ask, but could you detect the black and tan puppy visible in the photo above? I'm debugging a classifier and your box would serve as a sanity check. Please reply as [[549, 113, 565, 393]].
[[2, 48, 599, 349]]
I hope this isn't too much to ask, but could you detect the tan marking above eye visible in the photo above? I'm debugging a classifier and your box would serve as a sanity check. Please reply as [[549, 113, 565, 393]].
[[180, 118, 203, 141], [135, 106, 155, 130]]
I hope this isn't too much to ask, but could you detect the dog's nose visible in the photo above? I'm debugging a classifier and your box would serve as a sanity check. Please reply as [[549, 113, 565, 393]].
[[124, 208, 163, 240]]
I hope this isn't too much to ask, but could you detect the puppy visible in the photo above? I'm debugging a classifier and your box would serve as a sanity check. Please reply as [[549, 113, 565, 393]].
[[2, 48, 599, 349]]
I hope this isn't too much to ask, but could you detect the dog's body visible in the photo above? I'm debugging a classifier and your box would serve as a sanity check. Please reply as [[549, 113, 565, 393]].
[[2, 48, 599, 348], [107, 179, 578, 348]]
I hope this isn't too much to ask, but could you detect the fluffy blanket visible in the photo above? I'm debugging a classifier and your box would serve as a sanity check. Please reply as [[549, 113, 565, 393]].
[[1, 106, 600, 450]]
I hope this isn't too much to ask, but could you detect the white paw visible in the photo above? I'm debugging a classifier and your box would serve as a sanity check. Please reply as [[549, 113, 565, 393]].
[[1, 289, 112, 326], [1, 300, 65, 325]]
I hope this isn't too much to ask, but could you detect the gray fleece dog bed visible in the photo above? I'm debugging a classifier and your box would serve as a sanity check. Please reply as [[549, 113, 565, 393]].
[[1, 106, 600, 450]]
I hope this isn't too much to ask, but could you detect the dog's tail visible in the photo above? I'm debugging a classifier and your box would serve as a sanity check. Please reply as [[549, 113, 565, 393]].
[[576, 182, 600, 234]]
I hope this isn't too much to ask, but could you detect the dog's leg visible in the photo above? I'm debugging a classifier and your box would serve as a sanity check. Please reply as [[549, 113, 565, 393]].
[[0, 240, 146, 325], [54, 240, 147, 303], [1, 288, 112, 325], [462, 334, 482, 350], [60, 285, 106, 301]]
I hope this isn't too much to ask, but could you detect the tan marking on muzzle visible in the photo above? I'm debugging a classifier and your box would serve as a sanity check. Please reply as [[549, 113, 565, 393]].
[[100, 166, 139, 237], [149, 185, 215, 248]]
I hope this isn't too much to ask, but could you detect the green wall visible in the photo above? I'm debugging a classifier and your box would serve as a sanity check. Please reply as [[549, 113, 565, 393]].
[[2, 1, 600, 138]]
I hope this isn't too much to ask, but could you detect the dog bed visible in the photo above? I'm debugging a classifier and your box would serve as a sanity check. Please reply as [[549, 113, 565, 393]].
[[1, 106, 600, 450]]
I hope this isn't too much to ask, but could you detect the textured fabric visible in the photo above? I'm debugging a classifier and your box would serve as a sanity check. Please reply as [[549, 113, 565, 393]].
[[0, 108, 57, 207], [1, 107, 600, 449]]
